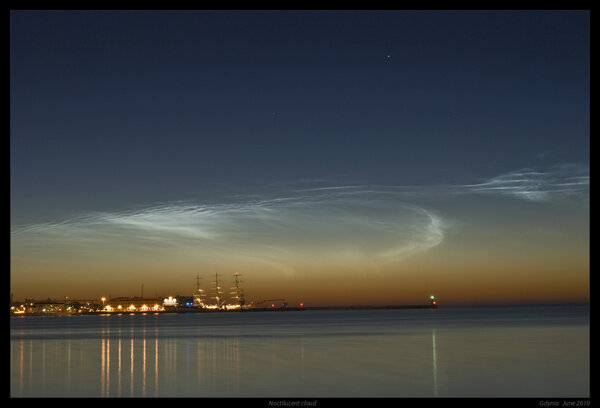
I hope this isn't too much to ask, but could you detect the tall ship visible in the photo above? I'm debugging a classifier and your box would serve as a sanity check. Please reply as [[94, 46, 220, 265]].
[[193, 273, 247, 310]]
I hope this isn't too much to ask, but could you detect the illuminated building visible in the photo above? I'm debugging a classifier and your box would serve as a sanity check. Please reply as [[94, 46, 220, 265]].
[[34, 300, 65, 313], [103, 296, 164, 312], [163, 296, 178, 308]]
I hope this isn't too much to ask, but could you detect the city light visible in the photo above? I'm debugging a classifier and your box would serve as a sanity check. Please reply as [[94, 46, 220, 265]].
[[10, 292, 438, 314], [163, 296, 177, 307]]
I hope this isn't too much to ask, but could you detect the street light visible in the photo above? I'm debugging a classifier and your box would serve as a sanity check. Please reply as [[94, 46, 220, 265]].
[[101, 297, 106, 310]]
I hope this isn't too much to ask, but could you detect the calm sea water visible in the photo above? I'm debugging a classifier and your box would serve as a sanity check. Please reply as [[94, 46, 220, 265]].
[[10, 305, 589, 398]]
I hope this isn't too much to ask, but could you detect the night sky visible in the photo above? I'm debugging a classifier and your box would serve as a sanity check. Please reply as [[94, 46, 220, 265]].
[[10, 10, 589, 305]]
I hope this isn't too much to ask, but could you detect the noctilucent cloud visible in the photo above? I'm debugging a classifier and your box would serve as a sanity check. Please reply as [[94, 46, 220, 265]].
[[10, 11, 589, 305]]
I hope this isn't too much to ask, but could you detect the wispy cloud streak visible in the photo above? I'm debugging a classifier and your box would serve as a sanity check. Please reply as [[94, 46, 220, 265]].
[[11, 187, 447, 275], [462, 164, 589, 202], [10, 164, 587, 276]]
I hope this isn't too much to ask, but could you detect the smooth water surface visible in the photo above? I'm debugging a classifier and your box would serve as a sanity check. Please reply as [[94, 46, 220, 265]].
[[10, 305, 589, 397]]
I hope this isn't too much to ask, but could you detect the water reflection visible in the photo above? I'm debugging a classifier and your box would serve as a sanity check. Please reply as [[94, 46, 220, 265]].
[[155, 336, 159, 397], [41, 342, 45, 395], [95, 324, 245, 396], [432, 329, 438, 397], [66, 339, 71, 394], [196, 336, 241, 395], [117, 336, 121, 396], [15, 335, 34, 397], [127, 337, 132, 395], [18, 338, 23, 396], [10, 308, 590, 397], [300, 336, 305, 380], [100, 333, 105, 396], [142, 329, 146, 396], [99, 325, 153, 396]]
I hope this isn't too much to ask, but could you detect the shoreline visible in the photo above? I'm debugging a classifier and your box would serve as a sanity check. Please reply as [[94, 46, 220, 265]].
[[10, 303, 590, 317], [10, 304, 437, 317]]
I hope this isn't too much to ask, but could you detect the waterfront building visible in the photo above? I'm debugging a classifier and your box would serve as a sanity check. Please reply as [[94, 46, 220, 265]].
[[177, 296, 195, 307], [104, 297, 164, 312], [34, 300, 65, 313]]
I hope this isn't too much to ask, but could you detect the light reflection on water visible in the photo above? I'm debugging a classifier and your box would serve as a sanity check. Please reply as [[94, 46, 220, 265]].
[[432, 328, 437, 397], [10, 306, 589, 397]]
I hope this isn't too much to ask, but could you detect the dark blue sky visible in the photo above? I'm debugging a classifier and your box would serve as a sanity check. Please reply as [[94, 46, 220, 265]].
[[11, 10, 589, 223]]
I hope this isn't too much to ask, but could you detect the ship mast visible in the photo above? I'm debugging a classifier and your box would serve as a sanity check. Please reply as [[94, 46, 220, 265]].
[[230, 272, 245, 307], [213, 273, 223, 308], [193, 275, 206, 307]]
